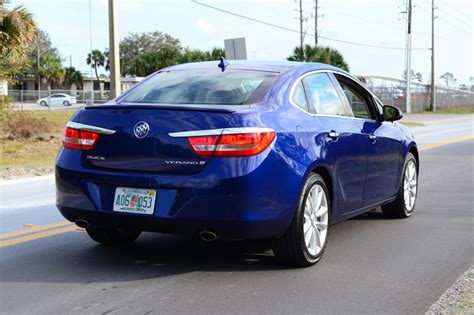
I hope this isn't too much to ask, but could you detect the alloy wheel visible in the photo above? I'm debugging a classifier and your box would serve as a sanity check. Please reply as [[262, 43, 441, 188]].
[[403, 160, 417, 212], [303, 184, 329, 256]]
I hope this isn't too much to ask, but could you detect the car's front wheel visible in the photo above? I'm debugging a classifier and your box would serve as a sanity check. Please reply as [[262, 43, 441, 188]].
[[63, 100, 70, 106], [273, 173, 330, 267], [382, 152, 418, 218], [40, 101, 47, 106], [85, 226, 141, 245]]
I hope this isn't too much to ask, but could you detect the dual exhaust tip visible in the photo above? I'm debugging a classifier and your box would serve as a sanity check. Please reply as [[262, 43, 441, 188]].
[[76, 219, 218, 242], [75, 219, 89, 229]]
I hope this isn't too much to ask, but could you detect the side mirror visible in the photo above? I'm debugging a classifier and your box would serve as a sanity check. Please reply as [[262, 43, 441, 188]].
[[383, 105, 403, 122]]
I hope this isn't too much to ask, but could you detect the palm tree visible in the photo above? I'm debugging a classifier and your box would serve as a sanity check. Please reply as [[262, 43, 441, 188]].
[[0, 1, 36, 58], [288, 45, 349, 71], [0, 1, 36, 83], [64, 67, 83, 87], [36, 54, 65, 89], [86, 49, 105, 82]]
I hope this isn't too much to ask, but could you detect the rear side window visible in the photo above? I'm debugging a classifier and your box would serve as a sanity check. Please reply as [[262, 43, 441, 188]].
[[292, 81, 308, 111], [121, 69, 276, 105], [302, 73, 349, 117]]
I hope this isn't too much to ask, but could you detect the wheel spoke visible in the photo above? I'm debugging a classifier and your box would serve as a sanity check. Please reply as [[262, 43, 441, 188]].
[[304, 225, 313, 246], [316, 221, 327, 231], [303, 220, 312, 233], [313, 227, 321, 249], [316, 205, 328, 217]]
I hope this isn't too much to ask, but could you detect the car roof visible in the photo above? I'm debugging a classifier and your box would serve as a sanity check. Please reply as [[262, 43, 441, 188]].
[[164, 60, 344, 74]]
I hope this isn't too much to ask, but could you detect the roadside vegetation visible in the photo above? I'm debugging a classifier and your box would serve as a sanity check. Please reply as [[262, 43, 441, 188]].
[[0, 110, 74, 178], [420, 104, 474, 115]]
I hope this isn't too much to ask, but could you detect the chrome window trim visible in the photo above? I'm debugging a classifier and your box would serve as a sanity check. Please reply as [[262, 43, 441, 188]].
[[169, 127, 274, 138], [288, 69, 381, 122], [66, 121, 116, 135]]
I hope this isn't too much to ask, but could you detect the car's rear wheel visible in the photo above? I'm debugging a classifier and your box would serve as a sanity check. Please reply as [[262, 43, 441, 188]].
[[273, 173, 330, 267], [63, 100, 70, 106], [382, 152, 418, 218], [85, 226, 141, 245]]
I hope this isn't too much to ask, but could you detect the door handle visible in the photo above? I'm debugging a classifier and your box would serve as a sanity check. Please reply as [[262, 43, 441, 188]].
[[368, 134, 377, 142], [328, 131, 339, 139]]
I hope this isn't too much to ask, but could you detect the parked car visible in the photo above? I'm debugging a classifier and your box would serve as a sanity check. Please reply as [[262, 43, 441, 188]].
[[37, 93, 77, 106], [56, 60, 418, 267]]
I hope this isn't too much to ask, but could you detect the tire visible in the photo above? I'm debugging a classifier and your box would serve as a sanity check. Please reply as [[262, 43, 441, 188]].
[[382, 152, 418, 218], [63, 100, 70, 106], [40, 101, 47, 106], [85, 226, 141, 245], [273, 173, 330, 267]]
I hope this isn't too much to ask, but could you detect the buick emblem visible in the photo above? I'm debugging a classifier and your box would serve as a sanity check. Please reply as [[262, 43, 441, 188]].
[[134, 121, 150, 139]]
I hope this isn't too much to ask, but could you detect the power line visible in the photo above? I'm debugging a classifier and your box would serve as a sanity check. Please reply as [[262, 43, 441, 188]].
[[191, 0, 430, 51]]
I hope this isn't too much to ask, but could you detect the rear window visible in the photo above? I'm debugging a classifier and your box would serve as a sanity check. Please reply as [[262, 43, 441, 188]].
[[121, 69, 276, 105]]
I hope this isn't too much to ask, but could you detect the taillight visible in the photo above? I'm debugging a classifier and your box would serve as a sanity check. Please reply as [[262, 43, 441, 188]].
[[187, 129, 276, 157], [63, 127, 100, 150]]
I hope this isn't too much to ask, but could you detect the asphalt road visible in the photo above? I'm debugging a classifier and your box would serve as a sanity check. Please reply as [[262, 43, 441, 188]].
[[0, 116, 473, 314]]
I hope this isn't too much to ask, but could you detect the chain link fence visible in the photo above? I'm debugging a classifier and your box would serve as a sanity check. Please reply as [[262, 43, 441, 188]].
[[8, 90, 111, 109], [359, 75, 474, 112], [6, 78, 474, 113]]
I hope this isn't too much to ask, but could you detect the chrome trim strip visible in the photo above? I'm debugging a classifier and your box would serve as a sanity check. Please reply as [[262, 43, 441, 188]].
[[288, 69, 381, 122], [66, 121, 116, 135], [169, 127, 274, 138]]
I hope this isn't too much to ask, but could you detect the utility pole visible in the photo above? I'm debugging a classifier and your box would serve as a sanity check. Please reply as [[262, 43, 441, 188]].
[[405, 0, 412, 113], [108, 0, 121, 98], [430, 0, 436, 112], [314, 0, 318, 46], [88, 0, 94, 105], [299, 0, 304, 50], [37, 39, 41, 100]]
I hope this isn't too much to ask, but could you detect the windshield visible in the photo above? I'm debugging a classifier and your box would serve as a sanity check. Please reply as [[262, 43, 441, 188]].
[[121, 69, 276, 105]]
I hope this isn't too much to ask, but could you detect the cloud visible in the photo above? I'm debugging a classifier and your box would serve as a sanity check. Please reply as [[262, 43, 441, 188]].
[[196, 19, 215, 33]]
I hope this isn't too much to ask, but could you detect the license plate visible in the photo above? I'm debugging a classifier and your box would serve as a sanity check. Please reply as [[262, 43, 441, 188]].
[[113, 187, 156, 215]]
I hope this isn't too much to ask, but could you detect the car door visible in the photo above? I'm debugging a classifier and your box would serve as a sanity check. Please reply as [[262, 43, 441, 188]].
[[301, 72, 368, 213], [333, 74, 402, 206], [49, 94, 60, 106]]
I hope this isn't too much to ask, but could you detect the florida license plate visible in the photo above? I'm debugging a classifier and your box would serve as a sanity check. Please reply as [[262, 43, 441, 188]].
[[113, 187, 156, 215]]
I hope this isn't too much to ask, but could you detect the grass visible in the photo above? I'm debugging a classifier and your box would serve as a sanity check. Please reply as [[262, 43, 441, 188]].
[[0, 111, 75, 177], [400, 121, 425, 127], [419, 104, 474, 115], [450, 281, 474, 315]]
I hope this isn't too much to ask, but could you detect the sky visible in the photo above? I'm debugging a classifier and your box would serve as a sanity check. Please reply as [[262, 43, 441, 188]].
[[11, 0, 474, 85]]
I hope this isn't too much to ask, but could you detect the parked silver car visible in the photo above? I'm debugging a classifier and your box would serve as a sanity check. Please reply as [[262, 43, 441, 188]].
[[37, 93, 77, 107]]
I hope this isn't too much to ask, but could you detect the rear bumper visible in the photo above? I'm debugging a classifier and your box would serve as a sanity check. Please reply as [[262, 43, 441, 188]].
[[55, 148, 304, 240]]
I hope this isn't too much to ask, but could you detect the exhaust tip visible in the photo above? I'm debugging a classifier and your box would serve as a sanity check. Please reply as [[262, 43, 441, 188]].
[[75, 219, 89, 229], [199, 230, 217, 242]]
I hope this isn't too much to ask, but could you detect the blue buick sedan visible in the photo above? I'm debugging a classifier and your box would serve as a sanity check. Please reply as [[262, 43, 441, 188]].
[[56, 60, 418, 267]]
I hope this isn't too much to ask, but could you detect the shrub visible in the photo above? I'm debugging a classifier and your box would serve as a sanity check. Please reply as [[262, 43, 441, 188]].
[[0, 110, 51, 139]]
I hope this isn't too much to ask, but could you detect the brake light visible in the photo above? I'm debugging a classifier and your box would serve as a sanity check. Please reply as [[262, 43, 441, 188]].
[[63, 127, 100, 150], [188, 130, 276, 157]]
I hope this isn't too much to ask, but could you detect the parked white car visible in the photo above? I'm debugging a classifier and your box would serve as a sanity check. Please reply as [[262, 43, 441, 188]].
[[37, 93, 77, 107]]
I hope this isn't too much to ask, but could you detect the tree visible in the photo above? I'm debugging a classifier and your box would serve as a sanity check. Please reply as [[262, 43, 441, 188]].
[[63, 66, 83, 87], [36, 54, 65, 89], [440, 72, 456, 88], [287, 45, 349, 71], [130, 47, 181, 76], [120, 31, 181, 76], [458, 84, 468, 91], [415, 72, 423, 82], [0, 1, 36, 83], [86, 49, 105, 82], [179, 47, 225, 63]]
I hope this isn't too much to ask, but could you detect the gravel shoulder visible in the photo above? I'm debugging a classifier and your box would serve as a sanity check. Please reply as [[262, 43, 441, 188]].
[[428, 266, 474, 314]]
